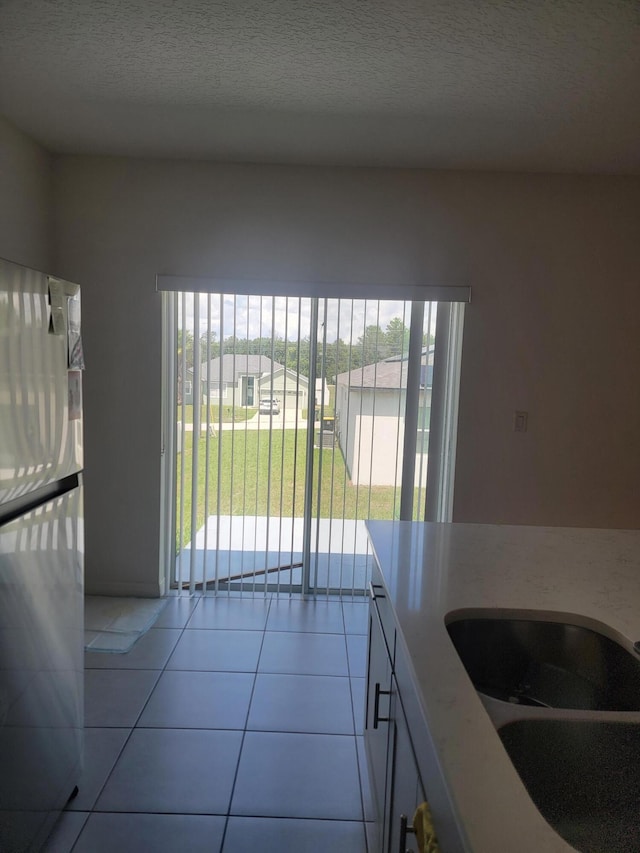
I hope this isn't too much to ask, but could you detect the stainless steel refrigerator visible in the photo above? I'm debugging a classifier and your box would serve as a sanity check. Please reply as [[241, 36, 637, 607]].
[[0, 258, 84, 852]]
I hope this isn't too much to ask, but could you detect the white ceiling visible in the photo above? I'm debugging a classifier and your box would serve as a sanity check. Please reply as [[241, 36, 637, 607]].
[[1, 0, 639, 172]]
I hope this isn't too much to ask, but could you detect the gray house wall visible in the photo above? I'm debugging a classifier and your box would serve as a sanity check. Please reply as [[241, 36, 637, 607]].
[[336, 385, 432, 486]]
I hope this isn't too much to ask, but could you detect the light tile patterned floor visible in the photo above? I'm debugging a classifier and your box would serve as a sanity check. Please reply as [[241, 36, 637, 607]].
[[43, 594, 374, 853]]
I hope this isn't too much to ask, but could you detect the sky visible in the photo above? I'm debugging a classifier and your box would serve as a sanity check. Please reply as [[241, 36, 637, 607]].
[[176, 292, 437, 344]]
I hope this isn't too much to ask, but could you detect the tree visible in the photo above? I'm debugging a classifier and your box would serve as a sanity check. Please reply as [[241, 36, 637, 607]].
[[271, 336, 289, 366], [199, 330, 219, 360], [176, 329, 193, 404], [223, 335, 249, 355], [386, 317, 410, 359], [177, 329, 194, 370], [357, 324, 387, 365], [299, 337, 311, 379], [323, 338, 352, 383], [247, 336, 273, 357]]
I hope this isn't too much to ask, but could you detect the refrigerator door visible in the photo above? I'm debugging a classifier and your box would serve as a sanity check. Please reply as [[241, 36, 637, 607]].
[[0, 259, 83, 508], [0, 485, 84, 853]]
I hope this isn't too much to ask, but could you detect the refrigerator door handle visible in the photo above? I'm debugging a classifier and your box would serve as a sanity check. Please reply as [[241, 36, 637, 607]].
[[0, 473, 81, 526]]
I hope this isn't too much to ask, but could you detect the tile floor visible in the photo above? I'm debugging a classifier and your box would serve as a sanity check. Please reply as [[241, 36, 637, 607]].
[[43, 594, 375, 853]]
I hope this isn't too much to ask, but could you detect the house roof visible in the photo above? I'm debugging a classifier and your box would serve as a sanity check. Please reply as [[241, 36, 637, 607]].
[[336, 354, 432, 390], [260, 365, 309, 388], [336, 360, 408, 391], [200, 354, 284, 382]]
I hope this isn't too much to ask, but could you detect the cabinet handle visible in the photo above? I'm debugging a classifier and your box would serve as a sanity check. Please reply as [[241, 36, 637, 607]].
[[399, 814, 416, 853], [369, 582, 385, 601], [373, 681, 391, 728]]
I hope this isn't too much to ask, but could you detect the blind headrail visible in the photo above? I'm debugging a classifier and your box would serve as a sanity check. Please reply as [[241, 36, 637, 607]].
[[156, 274, 470, 303]]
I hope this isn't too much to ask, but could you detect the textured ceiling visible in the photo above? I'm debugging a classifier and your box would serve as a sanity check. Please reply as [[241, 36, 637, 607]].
[[1, 0, 639, 171]]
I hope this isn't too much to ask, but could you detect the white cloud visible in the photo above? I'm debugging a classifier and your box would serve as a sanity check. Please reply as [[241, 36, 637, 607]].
[[177, 292, 437, 344]]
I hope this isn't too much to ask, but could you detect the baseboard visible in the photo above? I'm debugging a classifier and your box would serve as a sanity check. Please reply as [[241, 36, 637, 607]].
[[84, 579, 164, 598]]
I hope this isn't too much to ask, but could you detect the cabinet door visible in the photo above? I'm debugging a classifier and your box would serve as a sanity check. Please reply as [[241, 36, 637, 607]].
[[365, 601, 393, 847], [388, 682, 427, 853]]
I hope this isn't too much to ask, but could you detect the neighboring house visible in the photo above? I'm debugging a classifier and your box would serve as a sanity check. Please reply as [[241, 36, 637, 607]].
[[179, 375, 195, 406], [315, 377, 330, 407], [194, 354, 309, 412], [335, 348, 433, 486], [263, 363, 310, 412]]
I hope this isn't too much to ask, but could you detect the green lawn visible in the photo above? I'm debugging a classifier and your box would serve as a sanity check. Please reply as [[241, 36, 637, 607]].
[[175, 429, 410, 549], [178, 404, 256, 424]]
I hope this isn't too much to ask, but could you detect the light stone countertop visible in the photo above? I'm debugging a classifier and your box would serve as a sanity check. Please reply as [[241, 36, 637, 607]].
[[366, 520, 640, 853]]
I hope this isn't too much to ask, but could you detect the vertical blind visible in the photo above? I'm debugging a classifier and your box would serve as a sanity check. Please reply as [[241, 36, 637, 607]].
[[158, 277, 469, 596]]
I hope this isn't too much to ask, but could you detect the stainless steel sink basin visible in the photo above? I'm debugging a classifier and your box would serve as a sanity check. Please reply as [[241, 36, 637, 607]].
[[499, 719, 640, 853], [446, 616, 640, 710]]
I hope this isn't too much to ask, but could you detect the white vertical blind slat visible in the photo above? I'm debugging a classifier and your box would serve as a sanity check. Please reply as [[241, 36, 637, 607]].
[[202, 294, 212, 593], [178, 292, 187, 589], [189, 296, 201, 594]]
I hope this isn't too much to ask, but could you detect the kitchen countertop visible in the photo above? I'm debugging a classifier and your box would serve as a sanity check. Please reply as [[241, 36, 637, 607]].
[[366, 520, 640, 853]]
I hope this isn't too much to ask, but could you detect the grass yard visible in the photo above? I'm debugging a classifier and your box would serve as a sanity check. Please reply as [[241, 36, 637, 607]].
[[175, 428, 409, 549], [178, 404, 257, 424]]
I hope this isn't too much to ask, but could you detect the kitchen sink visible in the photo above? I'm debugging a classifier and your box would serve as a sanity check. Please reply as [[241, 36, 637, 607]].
[[499, 719, 640, 853], [446, 615, 640, 710]]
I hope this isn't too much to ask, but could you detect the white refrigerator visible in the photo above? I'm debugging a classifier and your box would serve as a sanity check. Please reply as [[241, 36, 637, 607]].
[[0, 258, 84, 852]]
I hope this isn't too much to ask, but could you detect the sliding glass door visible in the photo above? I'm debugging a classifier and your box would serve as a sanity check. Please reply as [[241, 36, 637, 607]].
[[160, 283, 467, 597]]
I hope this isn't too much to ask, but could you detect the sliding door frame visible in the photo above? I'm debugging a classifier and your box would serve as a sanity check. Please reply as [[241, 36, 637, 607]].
[[158, 278, 469, 595]]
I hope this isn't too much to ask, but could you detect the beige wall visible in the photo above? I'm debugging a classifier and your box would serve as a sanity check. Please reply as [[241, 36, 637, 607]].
[[51, 156, 640, 595], [0, 117, 52, 270]]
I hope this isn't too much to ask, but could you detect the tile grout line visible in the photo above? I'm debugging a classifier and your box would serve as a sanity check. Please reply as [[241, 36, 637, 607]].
[[218, 594, 273, 852], [76, 593, 273, 853], [72, 593, 208, 843], [65, 593, 370, 853], [342, 601, 369, 838]]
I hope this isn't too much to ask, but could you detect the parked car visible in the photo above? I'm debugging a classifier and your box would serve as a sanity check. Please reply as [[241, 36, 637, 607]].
[[259, 397, 280, 415]]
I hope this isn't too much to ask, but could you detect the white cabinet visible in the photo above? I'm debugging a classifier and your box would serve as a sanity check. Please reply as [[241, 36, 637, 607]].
[[365, 599, 393, 833], [387, 680, 427, 853], [365, 573, 429, 853]]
